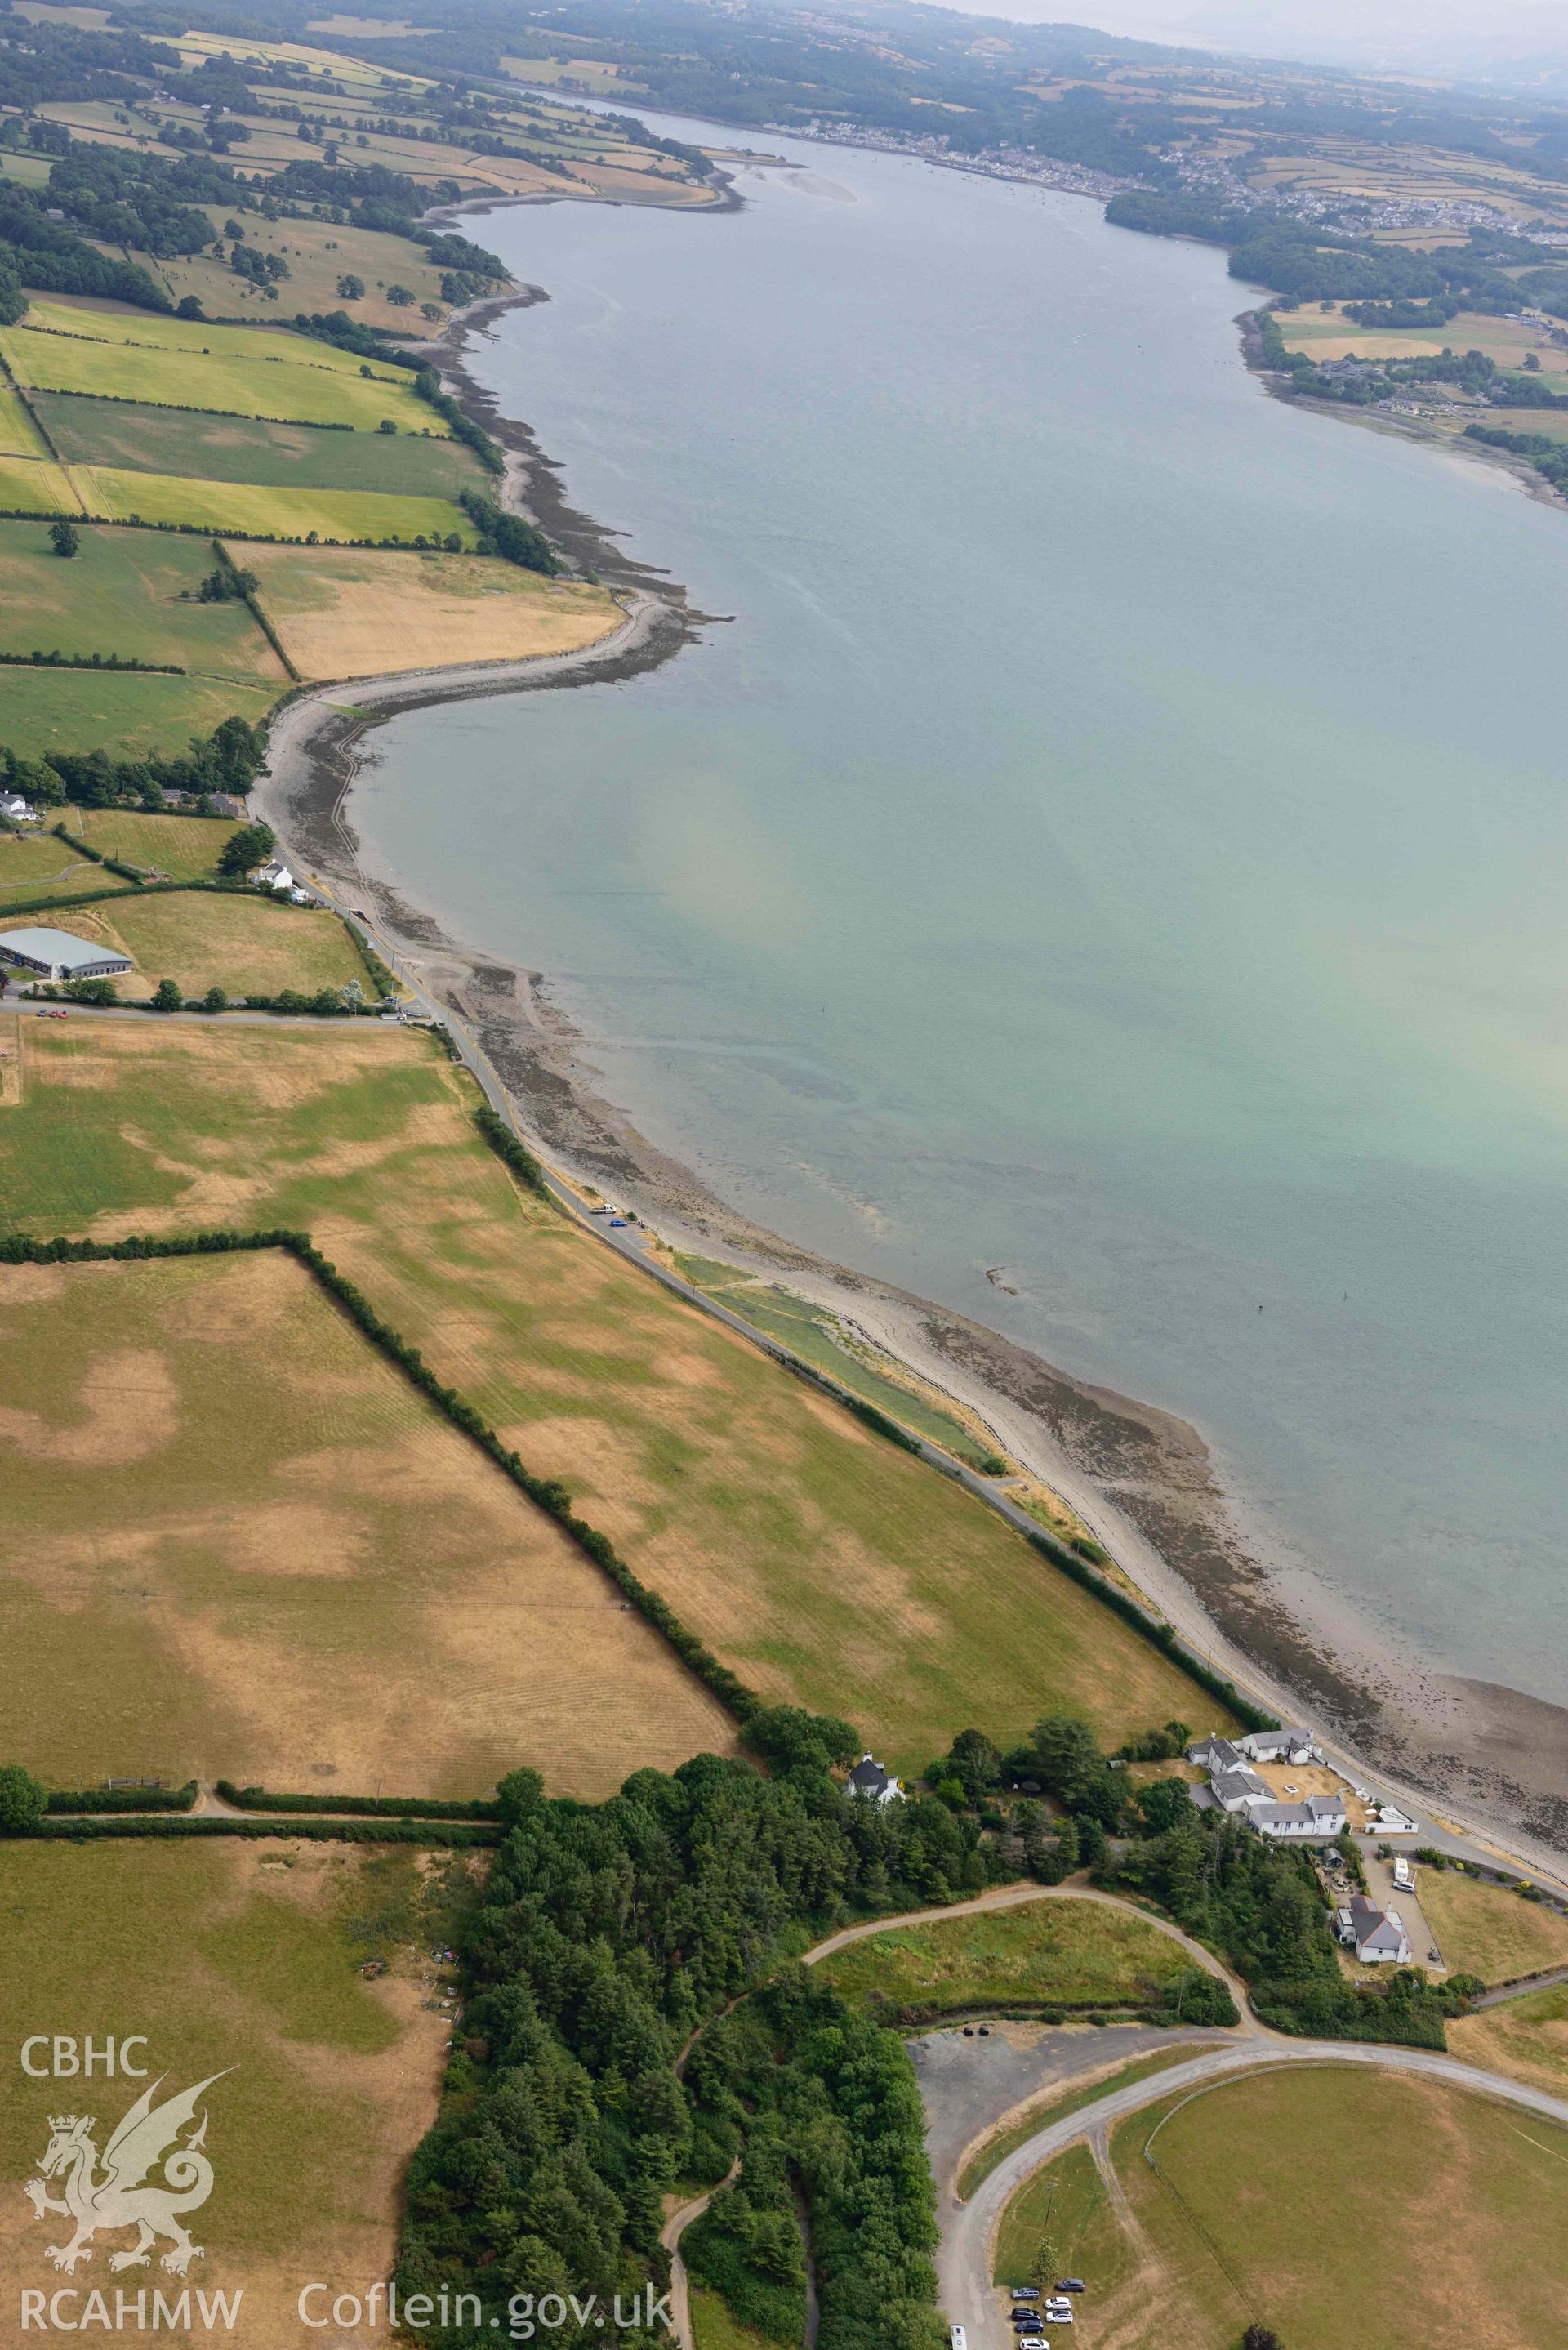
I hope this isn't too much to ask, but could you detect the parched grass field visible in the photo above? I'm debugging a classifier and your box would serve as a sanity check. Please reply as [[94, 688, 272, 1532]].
[[237, 541, 623, 679], [0, 326, 439, 435], [0, 829, 131, 909], [1416, 1868, 1568, 1985], [0, 1247, 736, 1792], [35, 393, 488, 496], [73, 808, 241, 880], [69, 462, 475, 547], [1026, 2065, 1568, 2350], [53, 890, 371, 1000], [0, 1839, 453, 2342], [0, 518, 284, 679], [1276, 302, 1568, 372], [0, 451, 77, 510], [20, 297, 413, 381], [0, 665, 281, 760], [815, 1897, 1190, 2019], [1450, 1981, 1568, 2099], [0, 1019, 1238, 1773]]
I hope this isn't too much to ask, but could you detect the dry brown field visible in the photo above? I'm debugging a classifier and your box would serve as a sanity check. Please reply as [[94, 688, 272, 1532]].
[[0, 1018, 1241, 1776], [0, 1247, 736, 1794], [1417, 1868, 1568, 1983], [236, 541, 624, 678]]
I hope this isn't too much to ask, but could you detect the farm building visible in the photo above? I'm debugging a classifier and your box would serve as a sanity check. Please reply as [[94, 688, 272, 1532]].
[[0, 927, 133, 981]]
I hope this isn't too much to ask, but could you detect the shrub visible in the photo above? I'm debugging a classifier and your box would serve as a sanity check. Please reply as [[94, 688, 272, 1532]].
[[0, 1764, 47, 1832]]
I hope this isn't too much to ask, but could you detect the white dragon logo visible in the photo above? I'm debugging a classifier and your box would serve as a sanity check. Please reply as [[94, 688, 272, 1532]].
[[23, 2072, 229, 2277]]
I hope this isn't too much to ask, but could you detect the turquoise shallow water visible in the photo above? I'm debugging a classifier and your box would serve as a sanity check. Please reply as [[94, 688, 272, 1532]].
[[355, 127, 1568, 1709]]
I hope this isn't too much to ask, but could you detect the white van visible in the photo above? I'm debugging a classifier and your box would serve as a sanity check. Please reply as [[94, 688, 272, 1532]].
[[951, 2327, 968, 2350], [1392, 1857, 1414, 1894]]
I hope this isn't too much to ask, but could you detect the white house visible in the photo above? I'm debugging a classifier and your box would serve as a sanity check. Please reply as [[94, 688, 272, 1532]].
[[1236, 1726, 1319, 1766], [846, 1753, 904, 1806], [0, 792, 40, 825], [1342, 1895, 1411, 1964], [250, 860, 295, 893], [1210, 1766, 1272, 1814], [1187, 1736, 1246, 1774], [1246, 1794, 1347, 1841]]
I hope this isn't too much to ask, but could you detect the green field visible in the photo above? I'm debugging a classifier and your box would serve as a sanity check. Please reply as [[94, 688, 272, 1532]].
[[691, 2287, 777, 2350], [0, 452, 76, 511], [69, 462, 475, 546], [34, 392, 487, 495], [20, 296, 414, 380], [0, 1242, 735, 1792], [0, 1839, 454, 2323], [676, 1251, 1006, 1469], [0, 327, 440, 435], [814, 1897, 1192, 2019], [0, 665, 280, 759], [0, 382, 49, 459], [0, 1019, 1238, 1772], [0, 518, 283, 678], [1037, 2064, 1568, 2348], [74, 806, 241, 879], [0, 827, 133, 909], [67, 888, 371, 999]]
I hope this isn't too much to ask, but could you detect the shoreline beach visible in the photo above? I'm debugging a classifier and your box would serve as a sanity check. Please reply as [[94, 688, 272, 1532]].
[[256, 167, 1568, 1886]]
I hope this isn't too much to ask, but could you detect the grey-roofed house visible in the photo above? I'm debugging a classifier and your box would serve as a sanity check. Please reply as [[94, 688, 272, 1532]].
[[1210, 1767, 1272, 1813], [1236, 1726, 1319, 1765], [0, 927, 133, 982], [1245, 1793, 1347, 1841], [846, 1753, 904, 1806], [1187, 1737, 1245, 1773], [1343, 1896, 1411, 1964]]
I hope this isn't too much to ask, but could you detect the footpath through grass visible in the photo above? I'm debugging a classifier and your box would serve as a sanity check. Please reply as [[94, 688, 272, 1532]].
[[0, 1019, 1241, 1772], [815, 1897, 1190, 2021]]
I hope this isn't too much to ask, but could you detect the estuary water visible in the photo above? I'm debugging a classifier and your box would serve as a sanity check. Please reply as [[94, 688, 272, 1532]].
[[356, 122, 1568, 1719]]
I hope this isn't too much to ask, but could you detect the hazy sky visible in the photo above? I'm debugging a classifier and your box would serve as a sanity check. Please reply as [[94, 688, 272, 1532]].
[[915, 0, 1568, 82]]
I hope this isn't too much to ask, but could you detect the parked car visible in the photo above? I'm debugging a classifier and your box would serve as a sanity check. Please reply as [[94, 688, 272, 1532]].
[[1056, 2282, 1085, 2296], [609, 1216, 630, 1228], [1041, 2313, 1073, 2327], [1009, 2289, 1040, 2302], [1018, 2335, 1046, 2347]]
